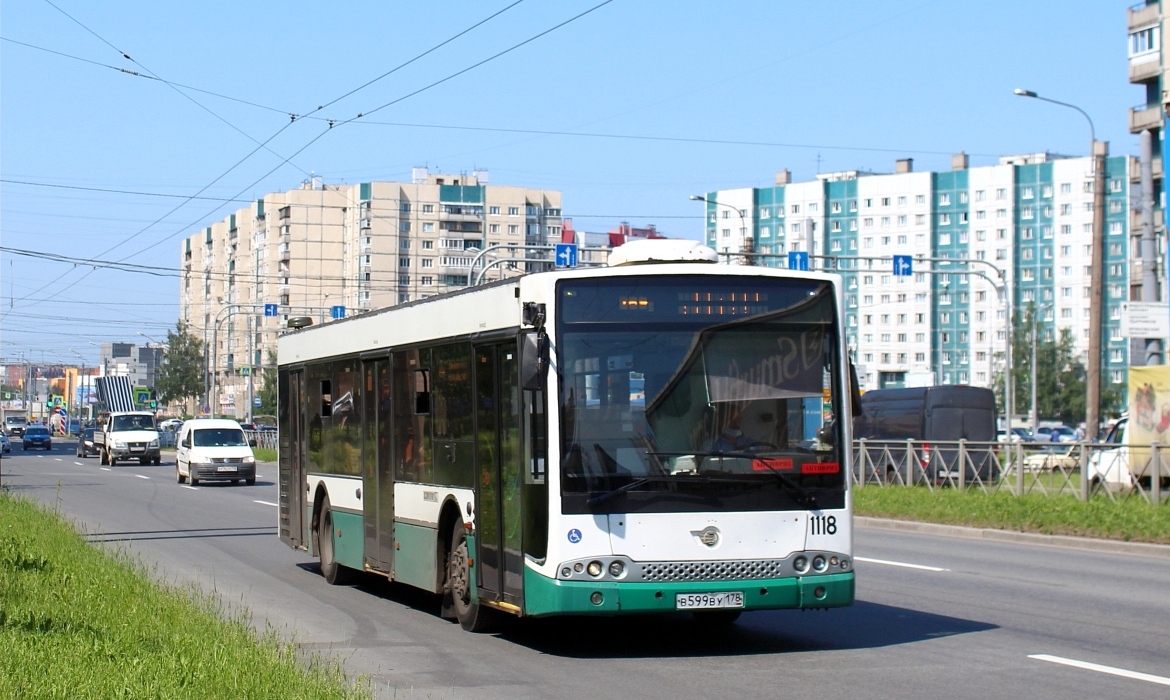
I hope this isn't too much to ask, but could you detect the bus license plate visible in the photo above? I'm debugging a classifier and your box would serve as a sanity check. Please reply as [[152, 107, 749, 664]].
[[216, 466, 237, 472], [675, 592, 744, 609]]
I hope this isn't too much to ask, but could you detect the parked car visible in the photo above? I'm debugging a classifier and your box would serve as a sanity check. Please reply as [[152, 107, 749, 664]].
[[22, 425, 52, 450], [0, 432, 10, 454], [175, 418, 257, 486], [997, 427, 1035, 443], [1035, 425, 1076, 443], [75, 427, 98, 457], [1022, 444, 1080, 472]]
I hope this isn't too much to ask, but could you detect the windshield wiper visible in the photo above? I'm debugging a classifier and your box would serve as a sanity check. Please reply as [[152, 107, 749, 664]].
[[586, 475, 709, 509], [684, 450, 818, 508]]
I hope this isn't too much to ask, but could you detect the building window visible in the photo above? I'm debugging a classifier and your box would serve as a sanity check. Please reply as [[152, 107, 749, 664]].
[[939, 193, 951, 206], [422, 204, 434, 213], [508, 225, 519, 235], [400, 221, 411, 233], [422, 222, 434, 232], [489, 206, 500, 215], [399, 258, 410, 268]]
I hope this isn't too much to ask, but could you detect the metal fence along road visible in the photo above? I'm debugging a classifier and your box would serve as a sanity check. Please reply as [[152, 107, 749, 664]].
[[244, 430, 277, 450], [853, 439, 1170, 505]]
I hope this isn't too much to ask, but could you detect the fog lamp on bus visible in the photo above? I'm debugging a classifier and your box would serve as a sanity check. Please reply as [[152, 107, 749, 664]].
[[590, 592, 604, 605]]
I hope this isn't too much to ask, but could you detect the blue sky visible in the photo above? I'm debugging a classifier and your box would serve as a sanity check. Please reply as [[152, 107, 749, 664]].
[[0, 1, 1140, 365]]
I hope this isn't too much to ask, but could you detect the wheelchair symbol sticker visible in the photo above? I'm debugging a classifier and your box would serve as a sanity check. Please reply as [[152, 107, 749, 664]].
[[567, 528, 582, 544]]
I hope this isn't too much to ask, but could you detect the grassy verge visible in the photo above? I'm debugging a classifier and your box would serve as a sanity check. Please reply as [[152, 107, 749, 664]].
[[254, 447, 277, 462], [0, 494, 370, 699], [854, 486, 1170, 544]]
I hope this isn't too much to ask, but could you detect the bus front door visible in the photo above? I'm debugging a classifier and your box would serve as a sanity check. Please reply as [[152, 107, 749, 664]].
[[474, 343, 524, 607], [279, 369, 307, 548]]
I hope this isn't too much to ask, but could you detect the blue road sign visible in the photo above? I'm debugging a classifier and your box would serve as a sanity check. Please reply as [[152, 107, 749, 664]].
[[893, 255, 913, 276], [253, 396, 262, 407], [788, 251, 809, 271], [331, 305, 346, 319], [555, 243, 578, 268], [264, 303, 278, 317]]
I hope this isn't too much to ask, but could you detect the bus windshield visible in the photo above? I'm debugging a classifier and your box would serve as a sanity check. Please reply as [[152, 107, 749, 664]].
[[557, 275, 845, 514]]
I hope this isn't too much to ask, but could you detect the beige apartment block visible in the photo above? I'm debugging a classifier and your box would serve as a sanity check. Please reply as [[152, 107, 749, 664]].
[[180, 171, 562, 418]]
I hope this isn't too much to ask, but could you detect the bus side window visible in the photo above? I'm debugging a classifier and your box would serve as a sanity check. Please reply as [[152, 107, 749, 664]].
[[414, 370, 430, 414]]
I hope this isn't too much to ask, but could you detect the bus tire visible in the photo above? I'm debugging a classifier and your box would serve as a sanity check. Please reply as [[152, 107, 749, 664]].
[[448, 526, 495, 632], [317, 496, 354, 585]]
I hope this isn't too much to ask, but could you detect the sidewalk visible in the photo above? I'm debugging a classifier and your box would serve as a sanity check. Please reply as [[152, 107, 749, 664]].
[[856, 516, 1170, 560]]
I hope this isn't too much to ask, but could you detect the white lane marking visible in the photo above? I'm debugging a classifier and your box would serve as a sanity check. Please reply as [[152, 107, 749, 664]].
[[253, 500, 279, 507], [135, 474, 150, 480], [74, 462, 84, 466], [55, 458, 63, 462], [1029, 654, 1170, 687], [854, 556, 949, 572], [181, 485, 199, 491], [100, 467, 111, 472]]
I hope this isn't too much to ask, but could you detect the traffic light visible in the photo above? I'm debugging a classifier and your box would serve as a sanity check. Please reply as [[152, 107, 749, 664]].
[[149, 401, 158, 409]]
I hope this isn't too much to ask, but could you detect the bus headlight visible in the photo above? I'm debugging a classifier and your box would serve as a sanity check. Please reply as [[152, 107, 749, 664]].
[[812, 556, 827, 572], [586, 561, 603, 577], [608, 561, 624, 577], [793, 556, 809, 573]]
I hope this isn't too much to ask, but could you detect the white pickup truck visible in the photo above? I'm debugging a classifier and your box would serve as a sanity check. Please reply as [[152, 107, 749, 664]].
[[95, 411, 161, 466]]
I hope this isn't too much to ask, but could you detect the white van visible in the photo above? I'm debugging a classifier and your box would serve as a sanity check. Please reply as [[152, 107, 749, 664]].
[[1086, 416, 1170, 493], [175, 419, 257, 486]]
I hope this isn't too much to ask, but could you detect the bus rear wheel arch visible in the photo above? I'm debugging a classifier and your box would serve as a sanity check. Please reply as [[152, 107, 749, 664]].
[[313, 490, 355, 585]]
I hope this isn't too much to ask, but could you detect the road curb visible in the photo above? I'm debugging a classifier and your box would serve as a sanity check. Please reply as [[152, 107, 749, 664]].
[[855, 516, 1170, 560]]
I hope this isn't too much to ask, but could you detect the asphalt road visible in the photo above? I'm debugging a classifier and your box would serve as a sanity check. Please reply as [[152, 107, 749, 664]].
[[3, 442, 1169, 700]]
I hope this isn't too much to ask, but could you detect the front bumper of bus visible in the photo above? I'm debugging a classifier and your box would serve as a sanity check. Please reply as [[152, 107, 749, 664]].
[[522, 567, 854, 617]]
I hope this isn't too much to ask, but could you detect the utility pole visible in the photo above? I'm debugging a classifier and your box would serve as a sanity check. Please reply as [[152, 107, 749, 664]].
[[1087, 139, 1108, 442]]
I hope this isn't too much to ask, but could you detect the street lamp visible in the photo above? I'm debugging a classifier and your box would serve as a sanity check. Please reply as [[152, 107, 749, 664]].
[[69, 349, 91, 422], [1014, 88, 1106, 441], [690, 194, 753, 264]]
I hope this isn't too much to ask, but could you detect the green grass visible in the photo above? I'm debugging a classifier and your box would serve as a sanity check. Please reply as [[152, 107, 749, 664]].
[[253, 447, 277, 463], [855, 485, 1170, 544], [0, 494, 371, 699]]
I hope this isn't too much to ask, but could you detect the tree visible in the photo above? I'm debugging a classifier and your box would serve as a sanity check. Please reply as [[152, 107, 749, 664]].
[[994, 304, 1123, 427], [256, 350, 277, 417], [155, 322, 205, 408]]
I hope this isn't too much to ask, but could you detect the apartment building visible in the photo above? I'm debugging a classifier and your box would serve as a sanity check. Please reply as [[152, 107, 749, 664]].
[[702, 152, 1132, 393], [180, 170, 562, 417]]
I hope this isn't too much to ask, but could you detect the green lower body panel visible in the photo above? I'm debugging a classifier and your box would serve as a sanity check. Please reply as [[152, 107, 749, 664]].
[[330, 509, 365, 571], [523, 568, 854, 617], [393, 521, 439, 593]]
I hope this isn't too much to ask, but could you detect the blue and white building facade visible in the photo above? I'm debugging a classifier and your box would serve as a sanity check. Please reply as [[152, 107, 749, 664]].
[[701, 153, 1133, 393]]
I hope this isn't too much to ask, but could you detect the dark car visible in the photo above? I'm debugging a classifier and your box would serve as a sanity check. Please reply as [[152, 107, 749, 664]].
[[22, 425, 52, 450], [76, 427, 98, 457]]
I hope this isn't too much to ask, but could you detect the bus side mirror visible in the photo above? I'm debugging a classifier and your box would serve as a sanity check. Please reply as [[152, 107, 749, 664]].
[[849, 362, 863, 417], [521, 331, 549, 391]]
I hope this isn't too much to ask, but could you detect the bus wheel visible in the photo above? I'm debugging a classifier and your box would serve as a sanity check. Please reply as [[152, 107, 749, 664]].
[[318, 496, 354, 585], [691, 610, 742, 626], [448, 527, 495, 632]]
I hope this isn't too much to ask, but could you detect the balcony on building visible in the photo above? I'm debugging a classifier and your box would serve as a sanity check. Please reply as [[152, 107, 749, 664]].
[[439, 204, 484, 222], [278, 244, 291, 262], [1128, 2, 1161, 32], [1129, 153, 1164, 182], [1130, 54, 1161, 83], [1130, 103, 1163, 133]]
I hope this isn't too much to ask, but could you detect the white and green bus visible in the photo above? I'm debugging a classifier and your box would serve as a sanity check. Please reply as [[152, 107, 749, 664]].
[[278, 239, 856, 631]]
